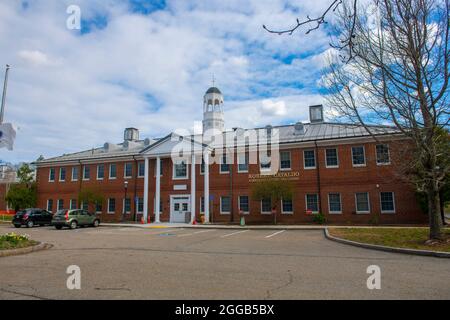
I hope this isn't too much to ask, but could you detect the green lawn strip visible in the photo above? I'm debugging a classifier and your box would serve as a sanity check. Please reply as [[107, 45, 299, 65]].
[[328, 227, 450, 253], [0, 215, 13, 222]]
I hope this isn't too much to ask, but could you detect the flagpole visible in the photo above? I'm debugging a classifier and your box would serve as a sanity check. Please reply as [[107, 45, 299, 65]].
[[0, 64, 11, 124]]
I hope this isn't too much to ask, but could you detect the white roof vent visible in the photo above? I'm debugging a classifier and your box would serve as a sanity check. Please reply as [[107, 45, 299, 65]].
[[294, 122, 305, 135], [104, 143, 120, 153]]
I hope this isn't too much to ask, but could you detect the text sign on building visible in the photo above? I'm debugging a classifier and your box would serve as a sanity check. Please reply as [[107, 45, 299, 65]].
[[248, 172, 300, 183]]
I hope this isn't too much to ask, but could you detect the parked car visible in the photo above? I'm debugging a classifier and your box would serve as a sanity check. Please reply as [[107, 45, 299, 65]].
[[52, 209, 100, 230], [12, 208, 53, 228]]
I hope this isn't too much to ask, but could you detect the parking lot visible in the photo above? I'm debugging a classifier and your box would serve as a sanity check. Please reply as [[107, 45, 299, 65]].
[[0, 224, 449, 300]]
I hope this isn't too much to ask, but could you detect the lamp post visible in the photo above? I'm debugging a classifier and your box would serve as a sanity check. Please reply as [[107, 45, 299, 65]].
[[122, 181, 129, 222]]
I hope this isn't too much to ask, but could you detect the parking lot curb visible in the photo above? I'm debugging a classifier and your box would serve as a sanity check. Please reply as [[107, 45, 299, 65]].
[[0, 242, 53, 258], [324, 228, 450, 258], [100, 223, 327, 230]]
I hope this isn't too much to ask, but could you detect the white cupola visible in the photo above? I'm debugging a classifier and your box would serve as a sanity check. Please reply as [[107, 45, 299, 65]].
[[202, 87, 224, 136]]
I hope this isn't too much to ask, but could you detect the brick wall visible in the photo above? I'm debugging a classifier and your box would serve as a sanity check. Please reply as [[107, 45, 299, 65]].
[[36, 139, 427, 225]]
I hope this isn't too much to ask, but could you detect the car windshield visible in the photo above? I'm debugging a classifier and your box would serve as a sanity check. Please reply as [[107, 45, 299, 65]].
[[55, 209, 68, 216], [16, 210, 31, 215]]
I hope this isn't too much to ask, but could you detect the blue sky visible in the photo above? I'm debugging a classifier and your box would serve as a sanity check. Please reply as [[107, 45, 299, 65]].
[[0, 0, 335, 163]]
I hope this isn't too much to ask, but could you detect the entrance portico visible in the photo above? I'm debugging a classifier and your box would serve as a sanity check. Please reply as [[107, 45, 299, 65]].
[[140, 133, 211, 224]]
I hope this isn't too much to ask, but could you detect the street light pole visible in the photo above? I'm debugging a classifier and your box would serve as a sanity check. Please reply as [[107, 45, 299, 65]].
[[0, 65, 11, 124], [123, 181, 129, 222]]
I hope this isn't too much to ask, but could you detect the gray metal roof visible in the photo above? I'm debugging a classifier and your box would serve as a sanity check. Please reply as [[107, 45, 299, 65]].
[[36, 122, 400, 165]]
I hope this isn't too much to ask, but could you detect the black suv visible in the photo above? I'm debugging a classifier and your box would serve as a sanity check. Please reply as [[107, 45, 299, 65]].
[[12, 209, 53, 228]]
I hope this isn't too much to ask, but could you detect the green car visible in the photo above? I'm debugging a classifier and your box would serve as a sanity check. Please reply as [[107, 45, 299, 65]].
[[52, 209, 100, 230]]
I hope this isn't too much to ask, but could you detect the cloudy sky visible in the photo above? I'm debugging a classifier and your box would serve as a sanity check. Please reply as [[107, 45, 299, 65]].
[[0, 0, 335, 163]]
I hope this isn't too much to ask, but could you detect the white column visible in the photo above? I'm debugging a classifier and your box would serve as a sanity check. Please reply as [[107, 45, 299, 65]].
[[143, 157, 149, 224], [204, 151, 210, 224], [190, 154, 196, 223], [155, 156, 161, 223]]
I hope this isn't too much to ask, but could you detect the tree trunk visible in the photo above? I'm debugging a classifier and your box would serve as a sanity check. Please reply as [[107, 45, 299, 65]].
[[439, 190, 447, 226], [428, 187, 443, 240]]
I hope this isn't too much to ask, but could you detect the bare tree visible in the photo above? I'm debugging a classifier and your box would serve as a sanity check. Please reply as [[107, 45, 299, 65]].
[[265, 0, 449, 240], [322, 0, 449, 240]]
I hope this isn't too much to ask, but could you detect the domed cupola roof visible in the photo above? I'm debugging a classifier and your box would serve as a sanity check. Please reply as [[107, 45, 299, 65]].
[[205, 87, 222, 95]]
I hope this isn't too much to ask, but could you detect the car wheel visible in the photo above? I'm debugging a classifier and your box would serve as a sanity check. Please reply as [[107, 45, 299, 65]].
[[93, 220, 100, 228], [14, 224, 21, 228], [26, 220, 34, 228], [70, 221, 78, 230], [55, 225, 63, 230]]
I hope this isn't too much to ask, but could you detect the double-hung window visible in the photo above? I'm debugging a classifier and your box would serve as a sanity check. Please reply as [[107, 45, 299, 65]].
[[380, 192, 395, 213], [220, 196, 231, 214], [328, 193, 342, 214], [306, 194, 319, 213], [97, 164, 105, 180], [280, 151, 291, 170], [109, 164, 117, 179], [352, 146, 366, 166], [220, 153, 230, 173], [83, 165, 90, 180], [355, 192, 370, 213], [72, 167, 79, 181], [237, 153, 249, 173], [260, 151, 271, 171], [304, 150, 316, 169], [173, 160, 187, 179], [261, 198, 272, 214], [124, 163, 133, 178], [138, 162, 145, 177], [108, 198, 116, 214], [59, 168, 66, 182], [282, 199, 293, 214], [325, 148, 339, 168], [376, 144, 390, 165], [49, 168, 55, 182], [238, 196, 249, 213]]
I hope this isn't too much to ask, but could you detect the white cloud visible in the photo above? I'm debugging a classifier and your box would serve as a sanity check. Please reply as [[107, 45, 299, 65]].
[[0, 0, 332, 163]]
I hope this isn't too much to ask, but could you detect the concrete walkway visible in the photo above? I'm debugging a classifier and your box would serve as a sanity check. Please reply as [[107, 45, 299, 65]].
[[101, 222, 434, 230]]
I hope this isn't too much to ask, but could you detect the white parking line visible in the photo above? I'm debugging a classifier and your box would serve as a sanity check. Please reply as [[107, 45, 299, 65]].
[[265, 230, 286, 238], [178, 230, 215, 237], [220, 230, 250, 238]]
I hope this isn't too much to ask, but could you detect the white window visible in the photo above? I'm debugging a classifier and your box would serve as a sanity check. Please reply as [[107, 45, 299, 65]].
[[107, 198, 116, 214], [261, 198, 272, 214], [355, 192, 370, 214], [305, 194, 319, 213], [328, 193, 342, 214], [123, 198, 131, 214], [220, 153, 231, 174], [138, 162, 145, 178], [238, 196, 249, 214], [72, 167, 79, 181], [47, 199, 54, 212], [280, 151, 291, 170], [59, 168, 66, 182], [237, 153, 249, 173], [83, 165, 90, 180], [97, 164, 105, 180], [380, 192, 395, 213], [137, 198, 144, 213], [325, 148, 339, 168], [124, 163, 133, 178], [57, 199, 64, 211], [220, 196, 231, 214], [376, 144, 391, 165], [109, 164, 117, 179], [304, 150, 316, 169], [281, 199, 293, 214], [352, 146, 366, 167], [173, 160, 188, 179], [49, 168, 55, 182], [70, 199, 77, 210]]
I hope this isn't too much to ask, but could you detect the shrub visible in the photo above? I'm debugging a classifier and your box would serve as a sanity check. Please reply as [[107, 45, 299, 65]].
[[0, 232, 29, 245], [312, 213, 326, 225]]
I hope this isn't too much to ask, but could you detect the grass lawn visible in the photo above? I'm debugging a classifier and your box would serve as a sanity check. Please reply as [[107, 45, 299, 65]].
[[0, 215, 13, 223], [0, 233, 38, 250], [328, 227, 450, 253]]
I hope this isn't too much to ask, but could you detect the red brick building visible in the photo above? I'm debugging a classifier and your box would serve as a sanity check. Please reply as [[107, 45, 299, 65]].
[[34, 87, 426, 225]]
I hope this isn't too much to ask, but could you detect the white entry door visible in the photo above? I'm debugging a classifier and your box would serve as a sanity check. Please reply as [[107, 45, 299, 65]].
[[170, 196, 190, 223]]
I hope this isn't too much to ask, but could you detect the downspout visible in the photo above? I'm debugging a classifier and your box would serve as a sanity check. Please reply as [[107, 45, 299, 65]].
[[133, 155, 138, 222], [78, 160, 83, 210], [314, 141, 322, 214]]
